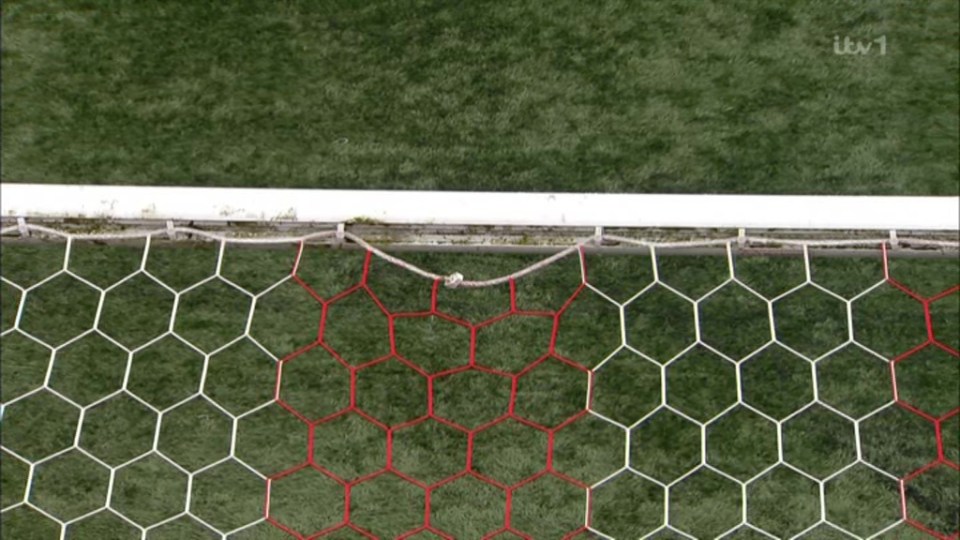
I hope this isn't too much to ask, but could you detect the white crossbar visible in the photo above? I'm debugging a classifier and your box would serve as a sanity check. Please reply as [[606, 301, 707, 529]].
[[1, 183, 957, 231]]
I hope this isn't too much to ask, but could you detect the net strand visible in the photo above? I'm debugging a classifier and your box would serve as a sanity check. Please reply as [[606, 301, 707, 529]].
[[0, 224, 957, 539]]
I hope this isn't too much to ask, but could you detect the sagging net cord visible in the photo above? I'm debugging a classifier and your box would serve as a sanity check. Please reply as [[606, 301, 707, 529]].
[[4, 222, 958, 289]]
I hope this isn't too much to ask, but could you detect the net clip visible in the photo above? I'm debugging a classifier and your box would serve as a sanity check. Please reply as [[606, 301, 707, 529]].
[[17, 217, 29, 238]]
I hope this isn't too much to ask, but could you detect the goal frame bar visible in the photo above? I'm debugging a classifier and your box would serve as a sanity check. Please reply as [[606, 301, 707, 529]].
[[2, 183, 958, 231]]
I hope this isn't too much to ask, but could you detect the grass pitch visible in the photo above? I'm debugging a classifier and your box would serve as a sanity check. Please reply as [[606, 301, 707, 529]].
[[2, 0, 958, 194]]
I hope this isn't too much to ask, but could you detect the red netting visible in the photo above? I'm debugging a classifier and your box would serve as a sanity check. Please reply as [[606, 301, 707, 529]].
[[882, 246, 960, 540], [257, 243, 959, 539], [264, 245, 593, 539]]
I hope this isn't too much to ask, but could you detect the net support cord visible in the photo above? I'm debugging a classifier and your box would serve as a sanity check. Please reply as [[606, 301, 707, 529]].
[[3, 222, 958, 290]]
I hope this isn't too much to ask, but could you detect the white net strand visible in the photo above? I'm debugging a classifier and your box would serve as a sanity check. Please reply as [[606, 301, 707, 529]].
[[0, 220, 956, 539]]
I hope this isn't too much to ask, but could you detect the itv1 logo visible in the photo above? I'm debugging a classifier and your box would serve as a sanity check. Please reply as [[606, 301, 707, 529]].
[[833, 35, 887, 56]]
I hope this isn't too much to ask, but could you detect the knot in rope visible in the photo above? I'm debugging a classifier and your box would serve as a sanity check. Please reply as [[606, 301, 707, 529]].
[[444, 272, 464, 288]]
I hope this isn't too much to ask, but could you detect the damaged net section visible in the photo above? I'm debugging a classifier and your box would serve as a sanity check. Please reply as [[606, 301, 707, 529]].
[[0, 187, 958, 540]]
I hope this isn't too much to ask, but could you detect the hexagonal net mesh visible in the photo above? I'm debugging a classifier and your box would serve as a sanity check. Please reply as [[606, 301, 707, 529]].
[[0, 223, 957, 540]]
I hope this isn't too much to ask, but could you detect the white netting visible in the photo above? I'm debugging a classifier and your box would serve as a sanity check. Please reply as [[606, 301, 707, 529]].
[[0, 222, 957, 540]]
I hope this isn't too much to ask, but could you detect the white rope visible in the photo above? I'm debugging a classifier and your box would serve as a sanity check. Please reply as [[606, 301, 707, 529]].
[[2, 222, 957, 290]]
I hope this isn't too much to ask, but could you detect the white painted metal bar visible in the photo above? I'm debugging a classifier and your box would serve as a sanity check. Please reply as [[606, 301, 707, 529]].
[[2, 183, 957, 231]]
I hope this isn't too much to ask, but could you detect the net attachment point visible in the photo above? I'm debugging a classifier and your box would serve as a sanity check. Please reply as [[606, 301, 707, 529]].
[[17, 217, 29, 237], [444, 272, 464, 288]]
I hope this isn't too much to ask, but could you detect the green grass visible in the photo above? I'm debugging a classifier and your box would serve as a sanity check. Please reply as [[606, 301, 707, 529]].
[[1, 241, 958, 539], [2, 0, 958, 194]]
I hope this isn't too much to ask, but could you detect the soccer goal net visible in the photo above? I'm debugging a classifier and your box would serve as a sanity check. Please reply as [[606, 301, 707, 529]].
[[1, 183, 958, 540]]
